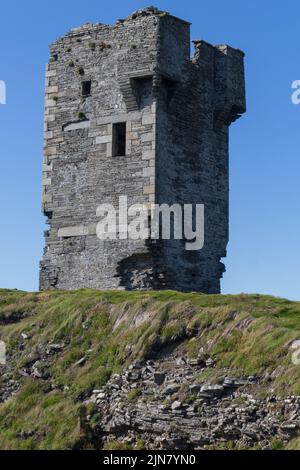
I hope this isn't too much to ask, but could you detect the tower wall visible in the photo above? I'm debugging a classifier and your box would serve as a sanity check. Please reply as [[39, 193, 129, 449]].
[[154, 37, 246, 292]]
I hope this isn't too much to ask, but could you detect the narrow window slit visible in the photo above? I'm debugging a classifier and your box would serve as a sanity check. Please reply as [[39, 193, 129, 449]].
[[112, 122, 126, 157], [82, 81, 91, 97]]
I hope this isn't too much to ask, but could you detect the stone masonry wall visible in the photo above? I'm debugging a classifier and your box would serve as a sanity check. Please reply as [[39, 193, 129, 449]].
[[40, 7, 246, 292]]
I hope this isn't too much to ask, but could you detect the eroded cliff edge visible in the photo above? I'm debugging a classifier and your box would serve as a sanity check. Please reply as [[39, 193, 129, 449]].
[[0, 289, 300, 449]]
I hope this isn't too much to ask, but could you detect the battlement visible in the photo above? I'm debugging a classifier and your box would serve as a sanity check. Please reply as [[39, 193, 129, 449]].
[[52, 6, 190, 40], [40, 7, 246, 292]]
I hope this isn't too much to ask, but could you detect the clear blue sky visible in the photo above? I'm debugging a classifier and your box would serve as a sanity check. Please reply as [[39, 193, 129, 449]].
[[0, 0, 299, 299]]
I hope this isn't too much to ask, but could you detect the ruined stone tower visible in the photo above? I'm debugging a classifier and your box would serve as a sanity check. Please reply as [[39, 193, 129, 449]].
[[40, 7, 246, 292]]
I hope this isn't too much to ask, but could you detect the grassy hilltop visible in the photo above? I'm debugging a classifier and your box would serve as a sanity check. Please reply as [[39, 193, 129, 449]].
[[0, 289, 300, 450]]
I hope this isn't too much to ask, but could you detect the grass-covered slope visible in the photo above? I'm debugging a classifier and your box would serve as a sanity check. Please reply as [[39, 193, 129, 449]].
[[0, 288, 300, 449]]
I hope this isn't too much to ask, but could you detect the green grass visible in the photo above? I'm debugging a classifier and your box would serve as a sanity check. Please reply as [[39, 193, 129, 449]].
[[0, 288, 300, 449], [103, 441, 133, 450], [127, 388, 142, 401]]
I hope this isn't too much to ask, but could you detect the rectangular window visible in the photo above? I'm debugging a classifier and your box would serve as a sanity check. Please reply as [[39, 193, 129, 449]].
[[112, 122, 126, 157], [82, 81, 91, 97]]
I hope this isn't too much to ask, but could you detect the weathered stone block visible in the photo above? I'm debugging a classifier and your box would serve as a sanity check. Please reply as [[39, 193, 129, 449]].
[[96, 135, 112, 144]]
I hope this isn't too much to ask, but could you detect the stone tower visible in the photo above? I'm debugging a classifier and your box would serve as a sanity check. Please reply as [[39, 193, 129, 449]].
[[40, 7, 246, 292]]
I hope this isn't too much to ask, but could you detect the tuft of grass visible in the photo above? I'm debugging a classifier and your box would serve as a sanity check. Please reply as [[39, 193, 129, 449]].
[[77, 112, 86, 121], [99, 42, 111, 51], [103, 441, 133, 450], [271, 439, 285, 450], [135, 439, 146, 449], [127, 388, 142, 401]]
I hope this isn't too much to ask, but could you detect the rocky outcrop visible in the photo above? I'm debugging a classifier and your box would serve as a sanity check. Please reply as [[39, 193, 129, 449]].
[[87, 356, 300, 450]]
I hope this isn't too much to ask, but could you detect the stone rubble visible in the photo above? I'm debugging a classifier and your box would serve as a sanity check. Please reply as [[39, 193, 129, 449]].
[[1, 329, 299, 450], [86, 355, 300, 449]]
